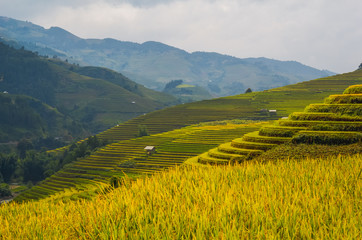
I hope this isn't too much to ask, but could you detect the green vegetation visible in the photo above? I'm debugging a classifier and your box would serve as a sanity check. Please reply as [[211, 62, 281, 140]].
[[0, 183, 11, 197], [95, 69, 362, 143], [0, 34, 360, 238], [15, 121, 263, 202], [0, 42, 177, 142], [196, 83, 362, 165], [0, 93, 83, 144], [15, 77, 362, 200], [0, 136, 108, 201]]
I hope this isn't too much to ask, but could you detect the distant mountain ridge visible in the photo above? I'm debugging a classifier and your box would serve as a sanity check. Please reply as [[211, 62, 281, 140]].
[[0, 16, 335, 97]]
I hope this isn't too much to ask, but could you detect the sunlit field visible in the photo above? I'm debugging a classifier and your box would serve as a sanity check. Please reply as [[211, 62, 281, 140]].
[[1, 154, 360, 239]]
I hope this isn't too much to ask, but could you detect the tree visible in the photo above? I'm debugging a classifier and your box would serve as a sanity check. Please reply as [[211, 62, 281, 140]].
[[163, 80, 183, 91], [0, 153, 17, 183], [20, 151, 47, 183], [137, 125, 149, 137], [17, 139, 34, 159], [358, 63, 362, 70], [0, 183, 11, 197], [245, 88, 253, 94]]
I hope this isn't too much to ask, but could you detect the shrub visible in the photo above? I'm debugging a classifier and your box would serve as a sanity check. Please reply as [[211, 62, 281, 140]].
[[136, 125, 149, 137]]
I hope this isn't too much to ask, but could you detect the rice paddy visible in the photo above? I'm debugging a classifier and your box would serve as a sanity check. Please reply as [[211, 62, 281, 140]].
[[1, 154, 360, 239], [15, 121, 263, 202], [197, 84, 362, 165]]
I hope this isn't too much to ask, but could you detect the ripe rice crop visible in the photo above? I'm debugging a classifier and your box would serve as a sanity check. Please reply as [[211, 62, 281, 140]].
[[0, 154, 360, 239], [343, 84, 362, 94]]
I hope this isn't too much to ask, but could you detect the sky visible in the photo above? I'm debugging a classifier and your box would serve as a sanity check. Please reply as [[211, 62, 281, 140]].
[[1, 0, 361, 73]]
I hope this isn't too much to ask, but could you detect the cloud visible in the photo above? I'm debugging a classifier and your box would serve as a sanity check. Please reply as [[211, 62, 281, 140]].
[[0, 0, 361, 73]]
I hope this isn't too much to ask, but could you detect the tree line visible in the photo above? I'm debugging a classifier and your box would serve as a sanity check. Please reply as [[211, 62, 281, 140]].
[[0, 136, 108, 197]]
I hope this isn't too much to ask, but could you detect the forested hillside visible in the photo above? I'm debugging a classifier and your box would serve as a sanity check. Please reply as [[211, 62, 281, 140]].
[[0, 42, 177, 142], [0, 93, 86, 144]]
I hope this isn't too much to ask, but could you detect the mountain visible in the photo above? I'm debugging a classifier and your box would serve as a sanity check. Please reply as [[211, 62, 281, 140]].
[[0, 42, 177, 142], [0, 16, 334, 97]]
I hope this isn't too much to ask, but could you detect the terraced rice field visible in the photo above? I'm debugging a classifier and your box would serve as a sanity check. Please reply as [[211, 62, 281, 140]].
[[16, 121, 263, 202], [20, 72, 362, 200], [198, 84, 362, 165], [92, 70, 362, 143]]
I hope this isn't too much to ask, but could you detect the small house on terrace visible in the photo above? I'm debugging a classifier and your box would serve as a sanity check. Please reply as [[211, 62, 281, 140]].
[[144, 146, 156, 155]]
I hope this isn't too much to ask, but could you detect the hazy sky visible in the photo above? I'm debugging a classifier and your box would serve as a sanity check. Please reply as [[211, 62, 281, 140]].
[[1, 0, 361, 73]]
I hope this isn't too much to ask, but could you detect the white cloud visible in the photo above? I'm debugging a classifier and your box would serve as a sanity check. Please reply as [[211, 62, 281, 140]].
[[0, 0, 361, 73]]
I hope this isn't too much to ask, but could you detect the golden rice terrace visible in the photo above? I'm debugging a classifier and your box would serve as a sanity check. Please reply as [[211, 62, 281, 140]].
[[198, 84, 362, 164]]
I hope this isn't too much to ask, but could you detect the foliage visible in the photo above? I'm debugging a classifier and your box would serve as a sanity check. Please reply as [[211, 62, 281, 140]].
[[163, 79, 183, 91], [136, 125, 149, 137], [0, 183, 11, 197], [163, 80, 212, 103], [16, 139, 34, 159], [245, 87, 252, 93], [0, 41, 177, 139], [0, 153, 17, 183], [0, 154, 360, 238], [0, 135, 108, 189]]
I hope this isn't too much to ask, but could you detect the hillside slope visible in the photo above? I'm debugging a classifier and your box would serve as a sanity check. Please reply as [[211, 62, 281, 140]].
[[0, 16, 334, 97], [0, 42, 177, 136], [196, 84, 362, 165], [0, 93, 86, 144], [96, 69, 362, 142], [14, 69, 362, 201]]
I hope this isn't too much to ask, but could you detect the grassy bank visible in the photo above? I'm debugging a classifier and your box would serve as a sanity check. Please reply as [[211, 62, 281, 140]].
[[1, 154, 360, 239]]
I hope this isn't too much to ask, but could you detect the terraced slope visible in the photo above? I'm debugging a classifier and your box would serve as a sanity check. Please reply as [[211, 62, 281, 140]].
[[15, 121, 263, 202], [95, 70, 362, 142], [17, 73, 362, 200], [198, 84, 362, 165]]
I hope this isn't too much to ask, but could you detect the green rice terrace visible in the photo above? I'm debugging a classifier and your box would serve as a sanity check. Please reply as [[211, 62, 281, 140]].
[[15, 121, 264, 202], [196, 84, 362, 165], [95, 69, 362, 142], [14, 70, 362, 202]]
